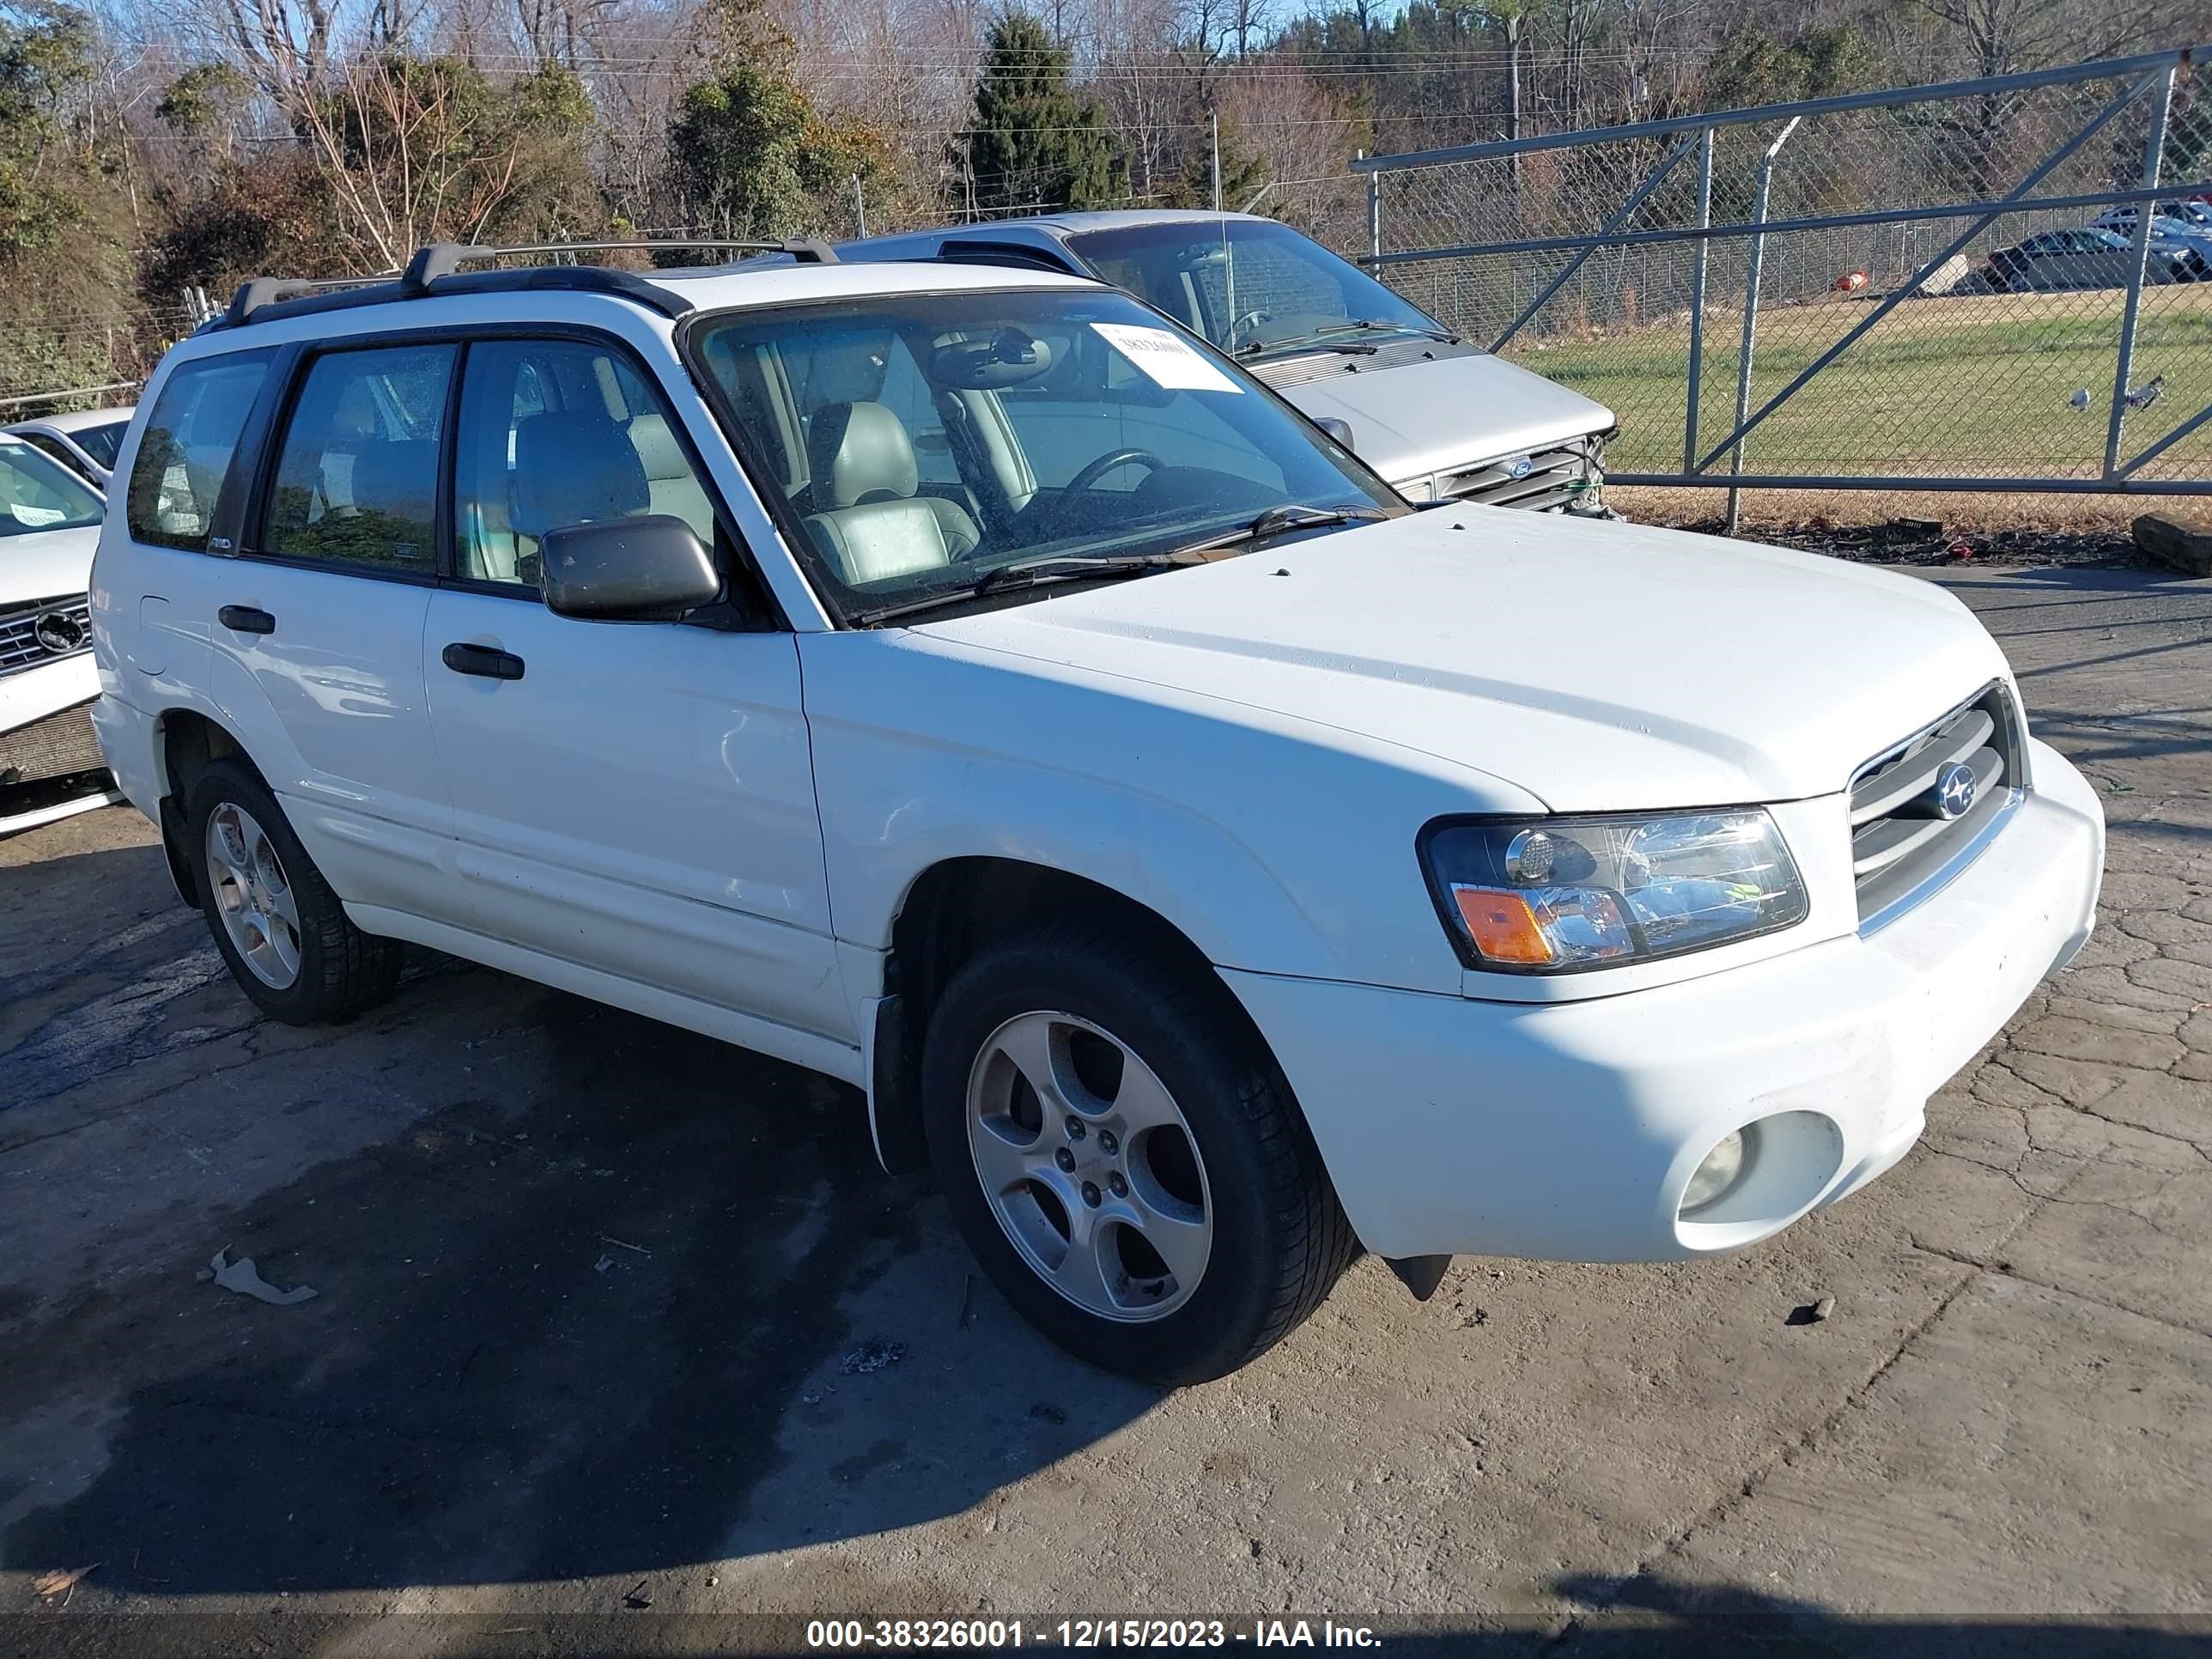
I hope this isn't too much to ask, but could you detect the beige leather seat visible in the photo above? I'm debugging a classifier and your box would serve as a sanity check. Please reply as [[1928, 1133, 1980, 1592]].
[[800, 402, 981, 585], [627, 412, 715, 542]]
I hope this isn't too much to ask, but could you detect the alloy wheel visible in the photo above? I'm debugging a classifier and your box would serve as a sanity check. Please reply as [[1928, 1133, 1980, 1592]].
[[965, 1010, 1214, 1322], [206, 802, 301, 990]]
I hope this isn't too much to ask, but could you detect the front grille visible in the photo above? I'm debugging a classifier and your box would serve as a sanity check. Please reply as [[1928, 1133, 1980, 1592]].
[[0, 698, 104, 787], [1438, 443, 1589, 510], [1849, 683, 2025, 931], [1, 593, 92, 679]]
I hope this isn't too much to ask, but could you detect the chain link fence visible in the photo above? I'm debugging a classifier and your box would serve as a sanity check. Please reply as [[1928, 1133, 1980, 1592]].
[[1326, 46, 2212, 507]]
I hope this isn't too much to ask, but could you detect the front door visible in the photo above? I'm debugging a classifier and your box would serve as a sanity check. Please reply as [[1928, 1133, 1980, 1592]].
[[422, 334, 846, 1043]]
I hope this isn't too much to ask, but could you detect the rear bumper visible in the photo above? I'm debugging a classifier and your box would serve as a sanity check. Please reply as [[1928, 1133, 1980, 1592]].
[[1226, 739, 2104, 1262]]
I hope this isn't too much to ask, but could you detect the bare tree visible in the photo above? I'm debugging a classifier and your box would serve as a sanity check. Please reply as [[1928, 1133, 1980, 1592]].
[[205, 0, 339, 116], [295, 55, 524, 268]]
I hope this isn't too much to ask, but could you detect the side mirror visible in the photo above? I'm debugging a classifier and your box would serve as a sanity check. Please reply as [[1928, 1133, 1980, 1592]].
[[1312, 416, 1357, 452], [541, 515, 720, 623]]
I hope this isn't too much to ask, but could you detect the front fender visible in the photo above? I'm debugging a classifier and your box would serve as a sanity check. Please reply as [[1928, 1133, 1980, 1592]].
[[800, 630, 1542, 994]]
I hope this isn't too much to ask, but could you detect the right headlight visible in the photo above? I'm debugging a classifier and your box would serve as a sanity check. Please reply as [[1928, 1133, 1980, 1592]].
[[1419, 809, 1808, 974]]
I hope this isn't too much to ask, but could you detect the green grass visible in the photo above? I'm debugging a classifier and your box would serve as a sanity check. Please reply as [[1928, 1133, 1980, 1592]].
[[1509, 286, 2212, 483]]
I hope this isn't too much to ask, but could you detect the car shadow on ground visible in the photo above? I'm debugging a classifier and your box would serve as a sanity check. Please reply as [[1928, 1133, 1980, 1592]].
[[2, 866, 1159, 1595]]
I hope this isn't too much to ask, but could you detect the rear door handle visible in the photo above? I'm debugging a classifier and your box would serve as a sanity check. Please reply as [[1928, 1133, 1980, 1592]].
[[218, 605, 276, 635], [441, 641, 526, 682]]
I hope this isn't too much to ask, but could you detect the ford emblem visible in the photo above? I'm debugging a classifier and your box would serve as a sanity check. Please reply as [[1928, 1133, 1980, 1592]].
[[1505, 454, 1534, 480], [1932, 761, 1977, 820]]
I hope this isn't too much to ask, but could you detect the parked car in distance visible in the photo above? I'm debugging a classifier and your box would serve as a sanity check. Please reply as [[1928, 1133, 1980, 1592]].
[[2093, 198, 2212, 236], [831, 210, 1620, 514], [92, 244, 2104, 1382], [1984, 227, 2191, 291], [5, 404, 137, 489], [2147, 216, 2212, 281], [2, 434, 118, 834]]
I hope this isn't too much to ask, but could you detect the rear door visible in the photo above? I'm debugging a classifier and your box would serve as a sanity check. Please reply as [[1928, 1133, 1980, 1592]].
[[420, 332, 844, 1042], [205, 341, 456, 915]]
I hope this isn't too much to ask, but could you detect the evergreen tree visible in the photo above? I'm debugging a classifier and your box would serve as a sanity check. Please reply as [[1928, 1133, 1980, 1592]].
[[666, 0, 888, 245], [1167, 112, 1268, 211], [961, 13, 1118, 215]]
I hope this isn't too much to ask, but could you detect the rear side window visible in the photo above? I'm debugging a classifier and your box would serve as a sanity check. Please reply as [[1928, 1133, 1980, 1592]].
[[125, 351, 276, 552], [260, 344, 456, 573]]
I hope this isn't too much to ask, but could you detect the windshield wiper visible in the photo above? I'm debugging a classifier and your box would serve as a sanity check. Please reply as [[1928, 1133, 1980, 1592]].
[[845, 552, 1199, 627], [1238, 319, 1462, 356], [1309, 319, 1465, 346], [1238, 331, 1377, 357], [1170, 501, 1389, 556]]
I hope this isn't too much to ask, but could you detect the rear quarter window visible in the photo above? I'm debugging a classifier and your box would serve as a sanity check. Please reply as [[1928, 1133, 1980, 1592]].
[[126, 351, 277, 552]]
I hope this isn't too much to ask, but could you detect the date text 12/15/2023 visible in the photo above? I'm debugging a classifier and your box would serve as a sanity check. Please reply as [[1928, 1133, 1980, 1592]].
[[805, 1619, 1384, 1647]]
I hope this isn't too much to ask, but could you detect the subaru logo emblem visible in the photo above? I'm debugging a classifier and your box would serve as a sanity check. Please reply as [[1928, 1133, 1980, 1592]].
[[1506, 454, 1534, 480], [33, 611, 85, 655], [1932, 762, 1977, 820]]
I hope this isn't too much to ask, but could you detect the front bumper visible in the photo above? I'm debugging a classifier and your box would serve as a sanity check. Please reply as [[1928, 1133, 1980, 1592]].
[[1, 655, 116, 833], [1225, 739, 2104, 1262]]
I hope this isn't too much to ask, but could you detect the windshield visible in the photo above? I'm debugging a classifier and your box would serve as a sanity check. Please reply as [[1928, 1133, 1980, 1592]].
[[0, 440, 104, 538], [1065, 217, 1446, 357], [70, 419, 128, 470], [688, 287, 1399, 623]]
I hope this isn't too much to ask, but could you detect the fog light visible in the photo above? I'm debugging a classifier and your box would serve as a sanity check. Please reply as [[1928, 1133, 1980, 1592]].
[[1681, 1127, 1755, 1215]]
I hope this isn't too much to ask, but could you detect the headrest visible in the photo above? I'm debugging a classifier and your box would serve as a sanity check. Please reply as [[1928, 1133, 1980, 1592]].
[[345, 441, 436, 526], [806, 402, 917, 510], [627, 412, 691, 483], [512, 410, 648, 536]]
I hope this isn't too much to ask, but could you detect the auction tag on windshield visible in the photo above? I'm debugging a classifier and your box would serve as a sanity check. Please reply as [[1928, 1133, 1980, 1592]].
[[1091, 324, 1242, 394], [9, 503, 64, 527]]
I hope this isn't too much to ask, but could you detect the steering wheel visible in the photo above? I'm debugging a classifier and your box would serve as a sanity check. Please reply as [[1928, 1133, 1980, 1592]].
[[1232, 308, 1274, 343], [1063, 447, 1164, 500]]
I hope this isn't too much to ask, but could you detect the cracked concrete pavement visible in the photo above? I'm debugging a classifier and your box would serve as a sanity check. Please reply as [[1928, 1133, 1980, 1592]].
[[1, 562, 2208, 1653]]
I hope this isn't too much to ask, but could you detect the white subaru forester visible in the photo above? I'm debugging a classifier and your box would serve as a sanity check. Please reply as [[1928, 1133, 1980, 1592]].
[[89, 243, 2105, 1382]]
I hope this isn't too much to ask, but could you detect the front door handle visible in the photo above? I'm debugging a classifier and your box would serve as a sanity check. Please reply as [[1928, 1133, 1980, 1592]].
[[441, 641, 526, 681], [219, 605, 276, 635]]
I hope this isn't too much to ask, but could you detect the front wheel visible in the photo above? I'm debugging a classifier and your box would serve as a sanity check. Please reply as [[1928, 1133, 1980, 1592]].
[[921, 915, 1355, 1384]]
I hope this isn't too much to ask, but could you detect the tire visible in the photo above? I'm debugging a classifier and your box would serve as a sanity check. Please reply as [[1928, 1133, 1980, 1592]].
[[921, 914, 1356, 1384], [186, 757, 404, 1024]]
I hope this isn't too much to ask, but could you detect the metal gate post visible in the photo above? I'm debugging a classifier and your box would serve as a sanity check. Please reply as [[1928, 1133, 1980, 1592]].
[[1728, 118, 1800, 533], [1367, 163, 1382, 263], [2105, 66, 2175, 479], [1684, 127, 1716, 474]]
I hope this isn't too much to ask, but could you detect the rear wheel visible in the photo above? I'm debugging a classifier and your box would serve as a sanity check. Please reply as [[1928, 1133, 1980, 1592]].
[[921, 915, 1355, 1384], [187, 758, 403, 1024]]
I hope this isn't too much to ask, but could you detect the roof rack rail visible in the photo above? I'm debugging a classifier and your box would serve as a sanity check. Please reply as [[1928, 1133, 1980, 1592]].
[[222, 272, 398, 328], [401, 237, 837, 291], [206, 237, 836, 335]]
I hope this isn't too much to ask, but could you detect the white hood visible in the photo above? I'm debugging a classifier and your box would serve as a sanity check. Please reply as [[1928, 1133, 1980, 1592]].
[[1262, 350, 1615, 486], [915, 510, 2009, 812], [0, 524, 99, 607]]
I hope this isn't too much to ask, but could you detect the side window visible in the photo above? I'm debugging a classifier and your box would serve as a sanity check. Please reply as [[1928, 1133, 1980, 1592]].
[[453, 338, 719, 589], [125, 351, 276, 553], [260, 344, 455, 572]]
